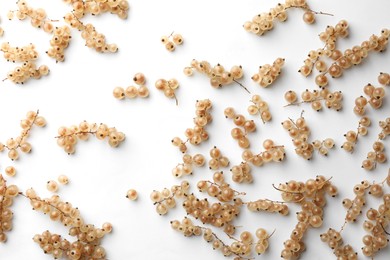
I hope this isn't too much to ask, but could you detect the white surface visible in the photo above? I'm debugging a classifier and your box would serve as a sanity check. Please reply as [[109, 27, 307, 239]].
[[0, 0, 389, 259]]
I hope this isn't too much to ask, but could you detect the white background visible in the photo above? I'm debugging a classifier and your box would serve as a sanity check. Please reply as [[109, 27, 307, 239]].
[[0, 0, 389, 259]]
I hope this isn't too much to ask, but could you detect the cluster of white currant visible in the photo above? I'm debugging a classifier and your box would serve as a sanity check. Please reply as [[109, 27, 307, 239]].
[[253, 228, 272, 255], [320, 228, 357, 259], [224, 107, 256, 149], [208, 146, 230, 170], [9, 0, 56, 33], [172, 99, 212, 153], [5, 61, 49, 84], [312, 138, 335, 156], [361, 118, 389, 170], [361, 190, 390, 257], [320, 20, 350, 48], [172, 153, 206, 178], [276, 176, 337, 259], [181, 191, 243, 230], [302, 23, 389, 88], [170, 172, 244, 238], [247, 199, 289, 216], [63, 0, 128, 51], [64, 13, 118, 53], [251, 58, 285, 88], [0, 175, 18, 243], [283, 113, 336, 158], [153, 138, 340, 259], [155, 78, 179, 105], [247, 95, 272, 123], [1, 42, 38, 62], [66, 0, 130, 19], [323, 174, 390, 259], [248, 140, 285, 164], [361, 141, 386, 171], [82, 23, 118, 53], [23, 188, 113, 259], [378, 117, 390, 140], [56, 121, 125, 154], [113, 73, 149, 100], [171, 217, 272, 258], [230, 162, 253, 184], [34, 229, 106, 259], [243, 0, 331, 36], [299, 20, 349, 78], [197, 173, 245, 203], [184, 60, 249, 92], [341, 116, 371, 153], [284, 89, 343, 112], [161, 32, 183, 52], [150, 181, 190, 215], [47, 26, 72, 62], [354, 82, 386, 116], [282, 114, 313, 160], [1, 43, 49, 84], [0, 110, 46, 160], [341, 181, 371, 224]]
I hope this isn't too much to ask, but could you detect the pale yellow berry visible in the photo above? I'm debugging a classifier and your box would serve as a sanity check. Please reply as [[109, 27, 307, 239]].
[[58, 175, 69, 185], [126, 189, 138, 201]]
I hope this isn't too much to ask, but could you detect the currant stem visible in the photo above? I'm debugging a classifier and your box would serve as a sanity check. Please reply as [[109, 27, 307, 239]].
[[284, 98, 324, 107], [173, 92, 179, 106], [233, 79, 251, 94], [272, 184, 303, 195], [381, 223, 390, 236], [267, 229, 276, 239], [4, 109, 39, 151], [226, 233, 240, 242], [287, 5, 334, 17], [54, 130, 97, 139], [19, 192, 72, 220], [313, 11, 333, 16], [244, 198, 287, 205]]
